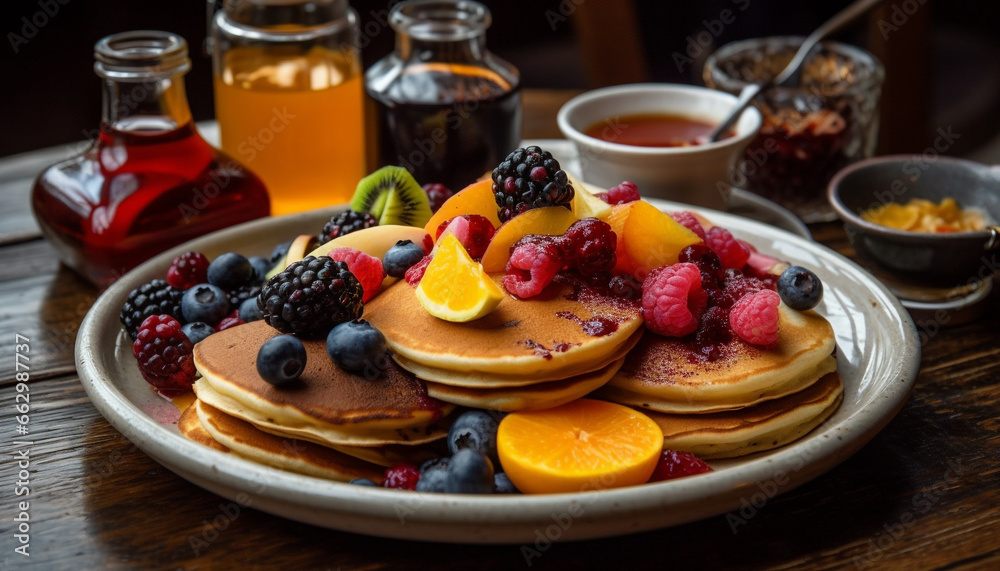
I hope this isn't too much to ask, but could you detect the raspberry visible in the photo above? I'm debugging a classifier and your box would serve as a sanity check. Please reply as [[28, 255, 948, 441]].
[[133, 315, 196, 396], [404, 255, 432, 286], [435, 214, 496, 260], [729, 289, 781, 348], [503, 237, 565, 298], [166, 251, 210, 290], [706, 226, 750, 269], [594, 191, 610, 204], [693, 306, 732, 361], [605, 181, 640, 205], [562, 218, 616, 277], [215, 310, 244, 331], [669, 211, 707, 241], [608, 273, 643, 300], [641, 263, 707, 337], [678, 244, 723, 290], [423, 183, 454, 213], [649, 450, 713, 481], [382, 463, 420, 490], [715, 270, 770, 309], [329, 247, 385, 303]]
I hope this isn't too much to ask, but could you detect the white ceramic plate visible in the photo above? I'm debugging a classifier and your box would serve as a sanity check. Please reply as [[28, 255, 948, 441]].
[[75, 201, 919, 543]]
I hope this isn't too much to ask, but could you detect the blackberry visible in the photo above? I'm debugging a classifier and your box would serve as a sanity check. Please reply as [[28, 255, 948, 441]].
[[492, 145, 574, 223], [227, 283, 262, 308], [319, 210, 378, 244], [258, 256, 364, 338], [120, 279, 184, 340]]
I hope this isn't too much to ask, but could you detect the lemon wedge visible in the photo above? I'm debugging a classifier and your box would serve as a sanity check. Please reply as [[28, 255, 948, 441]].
[[415, 234, 504, 322]]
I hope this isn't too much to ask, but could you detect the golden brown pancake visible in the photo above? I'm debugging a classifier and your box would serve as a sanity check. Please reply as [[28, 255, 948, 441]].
[[365, 276, 643, 376], [193, 320, 454, 434], [195, 400, 384, 482], [177, 401, 229, 453], [606, 305, 836, 409], [327, 441, 446, 467], [641, 372, 844, 459], [426, 356, 626, 411]]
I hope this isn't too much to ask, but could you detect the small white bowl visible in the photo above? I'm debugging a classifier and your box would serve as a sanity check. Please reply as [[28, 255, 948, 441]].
[[557, 83, 762, 210]]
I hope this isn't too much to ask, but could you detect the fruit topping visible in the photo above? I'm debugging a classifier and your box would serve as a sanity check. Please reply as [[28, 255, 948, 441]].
[[693, 306, 733, 361], [479, 205, 577, 274], [493, 472, 519, 494], [319, 210, 378, 244], [350, 478, 378, 486], [729, 289, 781, 348], [383, 240, 427, 278], [415, 459, 450, 493], [445, 448, 495, 494], [641, 263, 707, 337], [678, 244, 724, 290], [416, 234, 504, 322], [435, 214, 496, 260], [258, 256, 364, 338], [608, 273, 643, 300], [256, 334, 307, 387], [133, 314, 197, 396], [166, 251, 210, 290], [351, 166, 433, 228], [207, 252, 255, 290], [382, 462, 421, 490], [502, 236, 564, 298], [326, 319, 389, 378], [777, 266, 824, 311], [705, 226, 750, 270], [120, 279, 184, 340], [447, 410, 500, 464], [497, 399, 663, 494], [248, 256, 273, 281], [492, 146, 574, 223], [404, 254, 432, 286], [562, 218, 617, 277], [649, 450, 713, 481], [669, 210, 707, 241], [180, 321, 214, 345], [238, 297, 263, 322], [620, 201, 703, 278], [328, 247, 385, 303], [226, 283, 262, 309], [215, 310, 244, 331], [604, 181, 641, 205], [422, 182, 454, 213], [181, 284, 231, 326], [424, 179, 502, 236]]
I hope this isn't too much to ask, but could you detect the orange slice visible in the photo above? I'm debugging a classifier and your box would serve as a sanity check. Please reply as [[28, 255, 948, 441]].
[[622, 200, 703, 277], [415, 234, 504, 322], [497, 399, 663, 494], [423, 179, 501, 237]]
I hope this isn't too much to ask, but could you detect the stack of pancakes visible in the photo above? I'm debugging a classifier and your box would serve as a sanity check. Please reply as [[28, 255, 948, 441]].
[[182, 320, 455, 482], [597, 305, 843, 459], [364, 276, 644, 412]]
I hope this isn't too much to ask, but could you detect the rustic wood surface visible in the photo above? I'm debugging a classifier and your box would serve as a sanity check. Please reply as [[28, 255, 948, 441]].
[[2, 90, 1000, 570]]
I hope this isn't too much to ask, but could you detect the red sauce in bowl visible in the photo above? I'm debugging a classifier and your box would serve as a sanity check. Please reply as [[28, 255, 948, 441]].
[[583, 113, 731, 147]]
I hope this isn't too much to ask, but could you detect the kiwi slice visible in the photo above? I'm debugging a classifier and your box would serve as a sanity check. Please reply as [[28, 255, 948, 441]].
[[351, 166, 433, 228]]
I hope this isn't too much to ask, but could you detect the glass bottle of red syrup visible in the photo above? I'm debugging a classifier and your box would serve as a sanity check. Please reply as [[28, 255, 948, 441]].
[[32, 30, 270, 288]]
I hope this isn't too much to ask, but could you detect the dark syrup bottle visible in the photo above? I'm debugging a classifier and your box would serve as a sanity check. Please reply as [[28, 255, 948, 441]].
[[32, 31, 270, 288], [365, 0, 521, 191]]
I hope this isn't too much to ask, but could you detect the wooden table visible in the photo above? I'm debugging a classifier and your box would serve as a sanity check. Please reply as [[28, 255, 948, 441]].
[[2, 90, 999, 570]]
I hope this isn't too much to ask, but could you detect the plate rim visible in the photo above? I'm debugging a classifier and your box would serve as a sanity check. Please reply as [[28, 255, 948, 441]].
[[75, 200, 920, 543]]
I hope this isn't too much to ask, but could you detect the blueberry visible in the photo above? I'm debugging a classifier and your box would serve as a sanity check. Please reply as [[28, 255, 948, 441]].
[[445, 448, 494, 494], [207, 252, 254, 289], [270, 240, 293, 264], [238, 296, 263, 322], [447, 410, 499, 464], [256, 334, 307, 386], [383, 240, 427, 278], [420, 456, 450, 474], [326, 319, 389, 378], [493, 472, 519, 494], [248, 256, 272, 282], [415, 466, 449, 493], [180, 321, 214, 345], [181, 284, 230, 325], [349, 478, 378, 486], [777, 266, 823, 311]]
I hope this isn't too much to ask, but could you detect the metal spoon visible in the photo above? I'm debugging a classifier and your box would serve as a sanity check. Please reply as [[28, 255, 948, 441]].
[[708, 0, 883, 142]]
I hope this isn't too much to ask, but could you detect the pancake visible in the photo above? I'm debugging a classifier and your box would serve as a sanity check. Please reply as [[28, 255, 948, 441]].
[[195, 400, 384, 482], [328, 441, 446, 468], [193, 320, 454, 435], [606, 305, 836, 408], [426, 356, 626, 411], [642, 372, 844, 459], [393, 328, 643, 388], [365, 275, 643, 377], [177, 401, 229, 453], [600, 355, 837, 414]]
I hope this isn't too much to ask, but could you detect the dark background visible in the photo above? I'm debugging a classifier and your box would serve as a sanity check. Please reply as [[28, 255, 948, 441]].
[[2, 0, 999, 158]]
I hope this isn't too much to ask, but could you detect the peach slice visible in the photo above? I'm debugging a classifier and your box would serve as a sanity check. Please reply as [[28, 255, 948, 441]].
[[264, 234, 318, 280], [480, 206, 579, 274], [621, 200, 703, 279], [307, 224, 431, 290], [604, 203, 637, 275], [423, 179, 500, 238], [567, 174, 612, 221]]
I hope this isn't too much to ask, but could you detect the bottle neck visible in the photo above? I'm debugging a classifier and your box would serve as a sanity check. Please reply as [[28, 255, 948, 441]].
[[101, 73, 193, 134], [396, 32, 487, 64]]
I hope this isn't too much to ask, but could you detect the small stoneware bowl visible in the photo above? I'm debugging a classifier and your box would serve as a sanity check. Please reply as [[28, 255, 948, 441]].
[[557, 83, 761, 211], [828, 155, 1000, 300]]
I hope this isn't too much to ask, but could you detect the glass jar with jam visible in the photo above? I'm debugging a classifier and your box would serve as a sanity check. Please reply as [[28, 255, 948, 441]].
[[365, 0, 521, 191], [31, 31, 270, 288]]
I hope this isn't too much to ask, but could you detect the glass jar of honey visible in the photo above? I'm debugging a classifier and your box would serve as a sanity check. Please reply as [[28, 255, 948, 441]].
[[31, 31, 270, 288], [211, 0, 366, 215]]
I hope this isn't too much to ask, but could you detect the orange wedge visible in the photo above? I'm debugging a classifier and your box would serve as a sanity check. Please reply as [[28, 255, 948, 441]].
[[497, 399, 663, 494], [424, 179, 501, 237], [415, 233, 504, 322]]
